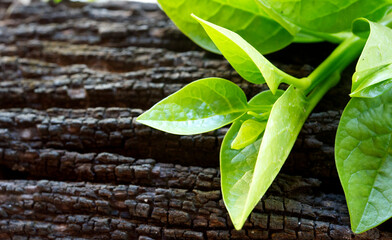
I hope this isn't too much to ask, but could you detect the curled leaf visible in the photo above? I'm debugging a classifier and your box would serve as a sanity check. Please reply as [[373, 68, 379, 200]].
[[220, 88, 310, 230], [231, 119, 267, 150], [193, 15, 304, 93], [238, 86, 309, 229], [351, 19, 392, 97], [221, 90, 282, 229]]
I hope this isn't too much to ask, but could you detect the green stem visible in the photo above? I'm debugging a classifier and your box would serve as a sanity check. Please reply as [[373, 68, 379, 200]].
[[305, 35, 366, 95], [299, 28, 345, 44], [285, 74, 311, 89], [307, 71, 341, 113]]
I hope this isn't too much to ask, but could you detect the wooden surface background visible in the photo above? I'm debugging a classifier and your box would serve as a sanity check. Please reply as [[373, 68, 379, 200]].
[[0, 0, 391, 239]]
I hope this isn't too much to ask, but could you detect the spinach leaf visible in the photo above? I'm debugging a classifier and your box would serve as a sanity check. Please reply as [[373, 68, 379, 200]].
[[137, 78, 248, 135], [259, 0, 392, 34], [157, 0, 293, 54], [221, 87, 308, 229], [335, 86, 392, 233], [193, 15, 306, 93], [351, 19, 392, 97], [220, 90, 282, 229]]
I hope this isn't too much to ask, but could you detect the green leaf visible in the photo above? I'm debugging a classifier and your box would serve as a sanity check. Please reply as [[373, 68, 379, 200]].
[[242, 86, 309, 226], [221, 121, 262, 228], [255, 0, 300, 36], [258, 0, 392, 33], [351, 80, 392, 98], [137, 78, 248, 135], [293, 31, 323, 43], [220, 90, 282, 229], [231, 119, 267, 150], [222, 87, 309, 229], [351, 20, 392, 97], [157, 0, 294, 54], [248, 89, 284, 107], [335, 86, 392, 233], [192, 15, 305, 93]]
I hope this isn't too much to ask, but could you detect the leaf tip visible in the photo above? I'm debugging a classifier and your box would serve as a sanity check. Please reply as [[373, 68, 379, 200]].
[[233, 224, 243, 231], [351, 224, 369, 235], [135, 114, 144, 122], [268, 84, 279, 95], [135, 112, 149, 124], [231, 217, 246, 231], [263, 74, 281, 95], [230, 141, 242, 150]]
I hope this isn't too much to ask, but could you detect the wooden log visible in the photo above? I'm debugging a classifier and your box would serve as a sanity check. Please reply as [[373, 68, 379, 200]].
[[0, 107, 221, 167], [0, 149, 222, 188], [0, 56, 269, 109], [1, 1, 196, 51], [0, 107, 340, 183], [0, 174, 390, 240]]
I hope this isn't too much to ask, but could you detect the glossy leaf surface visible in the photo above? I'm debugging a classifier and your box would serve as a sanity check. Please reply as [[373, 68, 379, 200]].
[[137, 78, 247, 135], [259, 0, 392, 33], [222, 87, 308, 229], [351, 20, 392, 97], [351, 80, 392, 98], [157, 0, 293, 54], [242, 86, 308, 228], [193, 15, 300, 92], [248, 89, 284, 107], [335, 87, 392, 233], [220, 90, 282, 229]]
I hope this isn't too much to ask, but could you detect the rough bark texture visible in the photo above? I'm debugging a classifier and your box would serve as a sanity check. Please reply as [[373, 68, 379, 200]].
[[1, 176, 391, 240], [0, 107, 340, 184], [0, 0, 391, 239]]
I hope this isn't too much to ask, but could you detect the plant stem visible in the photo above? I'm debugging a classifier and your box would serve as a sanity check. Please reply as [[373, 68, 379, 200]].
[[285, 74, 311, 89], [299, 28, 346, 44], [307, 71, 340, 113], [305, 35, 366, 95]]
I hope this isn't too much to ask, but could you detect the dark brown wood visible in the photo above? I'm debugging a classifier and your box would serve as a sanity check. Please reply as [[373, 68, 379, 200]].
[[0, 0, 391, 239], [0, 55, 268, 109], [0, 175, 390, 240], [0, 107, 341, 184]]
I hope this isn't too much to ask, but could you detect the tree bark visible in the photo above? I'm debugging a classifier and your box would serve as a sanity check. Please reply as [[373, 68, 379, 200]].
[[0, 175, 390, 240], [0, 1, 391, 239], [0, 107, 341, 183], [0, 54, 268, 109]]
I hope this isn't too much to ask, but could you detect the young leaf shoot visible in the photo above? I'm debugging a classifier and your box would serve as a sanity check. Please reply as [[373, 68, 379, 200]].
[[139, 0, 392, 234]]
